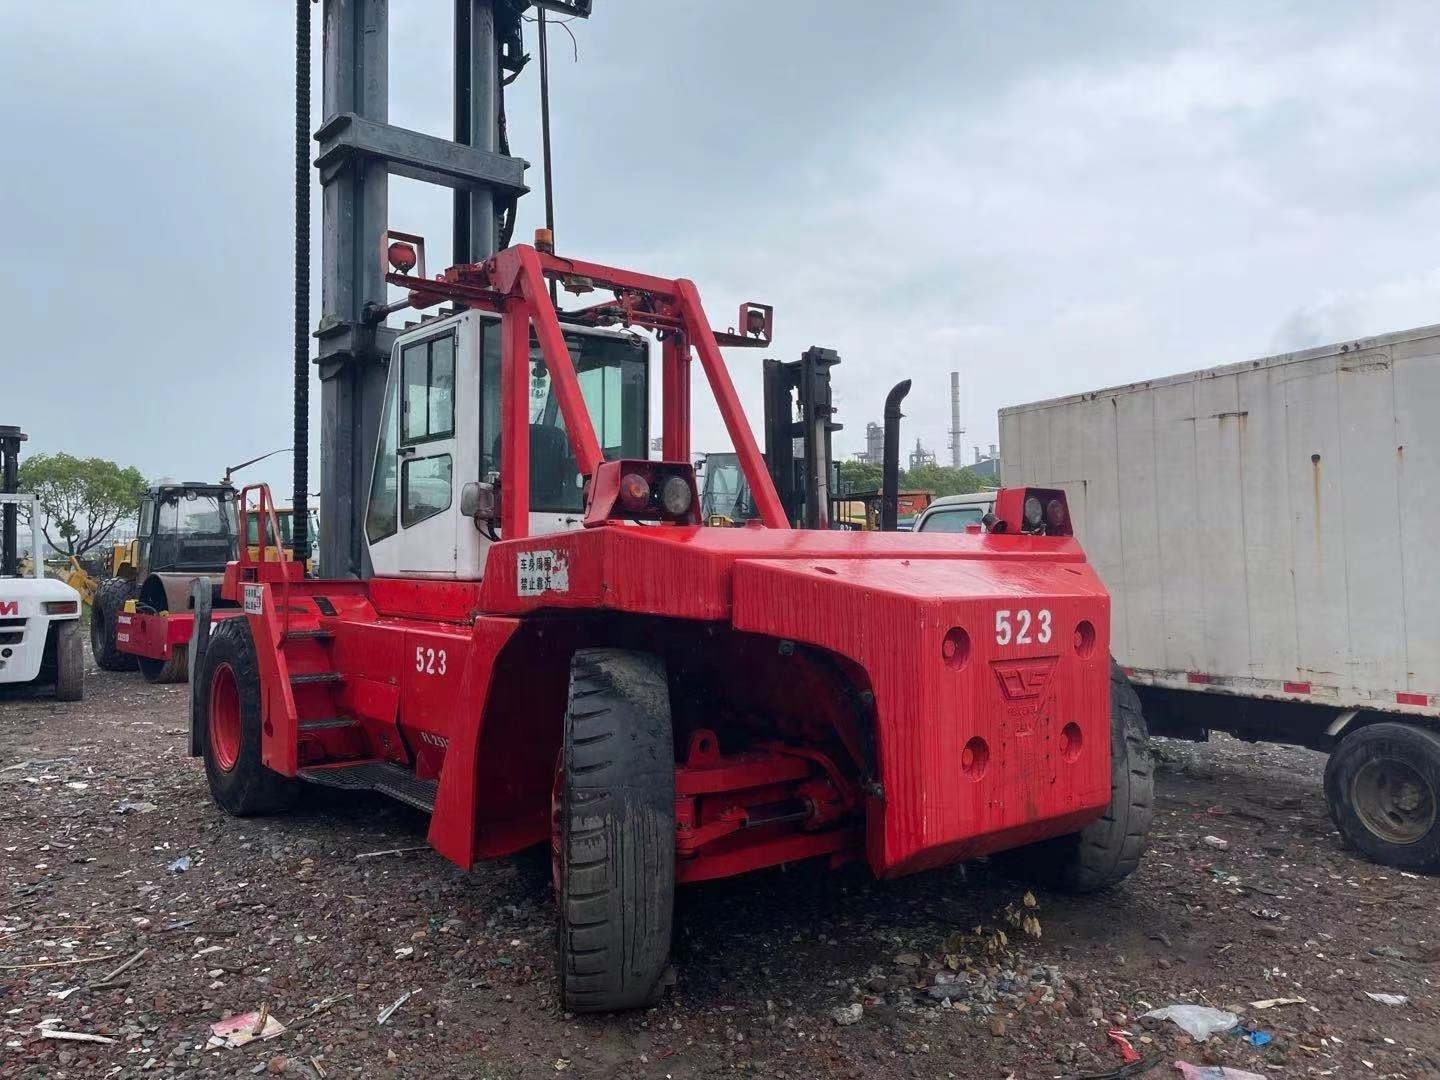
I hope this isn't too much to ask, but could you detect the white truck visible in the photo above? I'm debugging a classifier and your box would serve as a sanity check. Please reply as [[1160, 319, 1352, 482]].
[[1000, 323, 1440, 871], [0, 429, 85, 701]]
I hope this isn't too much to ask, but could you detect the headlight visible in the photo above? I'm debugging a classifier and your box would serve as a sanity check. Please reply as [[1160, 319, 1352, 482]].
[[1023, 495, 1043, 529], [661, 475, 693, 517], [1045, 498, 1067, 530]]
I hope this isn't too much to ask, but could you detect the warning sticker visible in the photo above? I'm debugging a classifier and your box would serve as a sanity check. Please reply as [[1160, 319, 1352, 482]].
[[242, 584, 264, 615], [517, 549, 569, 597]]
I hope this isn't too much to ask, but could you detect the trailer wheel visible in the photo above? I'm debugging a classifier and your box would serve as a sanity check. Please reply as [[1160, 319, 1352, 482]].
[[1001, 660, 1154, 892], [198, 618, 299, 816], [90, 578, 137, 671], [52, 621, 84, 702], [553, 648, 675, 1013], [1325, 722, 1440, 871]]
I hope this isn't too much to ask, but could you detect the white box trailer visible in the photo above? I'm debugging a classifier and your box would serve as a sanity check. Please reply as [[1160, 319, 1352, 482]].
[[1000, 324, 1440, 871]]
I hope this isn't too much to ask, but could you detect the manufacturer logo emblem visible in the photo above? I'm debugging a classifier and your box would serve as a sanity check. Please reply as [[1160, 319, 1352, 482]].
[[0, 601, 16, 617], [991, 657, 1057, 734]]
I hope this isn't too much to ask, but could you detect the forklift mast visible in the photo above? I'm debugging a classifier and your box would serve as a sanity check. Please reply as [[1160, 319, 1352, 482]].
[[311, 1, 589, 579], [763, 347, 842, 529], [0, 426, 25, 577]]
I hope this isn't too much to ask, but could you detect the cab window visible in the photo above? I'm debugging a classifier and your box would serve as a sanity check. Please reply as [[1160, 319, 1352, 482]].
[[365, 369, 400, 543], [403, 335, 455, 444], [369, 331, 456, 543]]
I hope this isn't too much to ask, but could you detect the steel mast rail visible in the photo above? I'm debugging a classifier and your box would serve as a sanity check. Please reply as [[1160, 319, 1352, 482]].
[[312, 1, 590, 578]]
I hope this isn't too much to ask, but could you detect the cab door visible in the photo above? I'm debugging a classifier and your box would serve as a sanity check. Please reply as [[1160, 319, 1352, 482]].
[[366, 325, 464, 578]]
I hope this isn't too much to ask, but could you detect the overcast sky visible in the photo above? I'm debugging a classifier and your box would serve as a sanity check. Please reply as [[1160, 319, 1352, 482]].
[[4, 1, 1439, 496]]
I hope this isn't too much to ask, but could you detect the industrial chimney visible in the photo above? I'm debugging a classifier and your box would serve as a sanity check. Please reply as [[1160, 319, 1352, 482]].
[[948, 372, 964, 469]]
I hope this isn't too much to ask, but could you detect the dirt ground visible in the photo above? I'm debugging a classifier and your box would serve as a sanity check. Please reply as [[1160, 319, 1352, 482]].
[[2, 667, 1437, 1080]]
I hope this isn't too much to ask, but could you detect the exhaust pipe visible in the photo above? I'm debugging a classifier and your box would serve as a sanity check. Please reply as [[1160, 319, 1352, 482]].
[[880, 381, 910, 532]]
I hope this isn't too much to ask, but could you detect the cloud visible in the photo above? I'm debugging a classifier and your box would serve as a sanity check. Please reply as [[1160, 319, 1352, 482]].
[[3, 0, 1438, 495]]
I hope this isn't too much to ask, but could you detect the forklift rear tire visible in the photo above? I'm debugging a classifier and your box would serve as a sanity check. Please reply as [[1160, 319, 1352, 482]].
[[999, 660, 1154, 892], [91, 578, 137, 672], [553, 648, 675, 1013], [53, 621, 84, 702], [198, 618, 299, 817], [1324, 722, 1440, 871]]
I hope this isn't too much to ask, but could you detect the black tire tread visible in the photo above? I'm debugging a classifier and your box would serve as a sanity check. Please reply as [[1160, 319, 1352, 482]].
[[199, 618, 299, 817], [53, 620, 84, 701], [1324, 721, 1440, 871], [90, 578, 137, 671], [557, 648, 675, 1013]]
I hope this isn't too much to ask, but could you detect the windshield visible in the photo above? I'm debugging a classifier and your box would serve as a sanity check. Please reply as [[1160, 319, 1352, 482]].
[[152, 489, 238, 570], [918, 506, 987, 533], [482, 327, 649, 513], [700, 453, 755, 520]]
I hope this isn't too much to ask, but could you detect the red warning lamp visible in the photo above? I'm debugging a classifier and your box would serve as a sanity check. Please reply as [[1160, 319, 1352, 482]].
[[387, 241, 418, 274], [618, 472, 651, 512]]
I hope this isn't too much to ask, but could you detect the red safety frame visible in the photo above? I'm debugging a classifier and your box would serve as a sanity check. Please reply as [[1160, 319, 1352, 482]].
[[385, 244, 787, 535]]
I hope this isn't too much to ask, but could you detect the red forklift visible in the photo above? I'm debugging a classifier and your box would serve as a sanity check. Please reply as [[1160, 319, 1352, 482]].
[[187, 0, 1153, 1012]]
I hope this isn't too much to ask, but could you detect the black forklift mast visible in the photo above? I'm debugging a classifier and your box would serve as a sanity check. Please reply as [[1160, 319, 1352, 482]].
[[307, 1, 590, 578], [0, 426, 26, 577], [763, 347, 842, 530]]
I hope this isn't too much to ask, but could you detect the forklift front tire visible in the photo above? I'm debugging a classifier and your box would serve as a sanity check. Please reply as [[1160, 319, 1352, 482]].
[[554, 648, 676, 1013], [53, 620, 84, 702], [198, 618, 299, 817]]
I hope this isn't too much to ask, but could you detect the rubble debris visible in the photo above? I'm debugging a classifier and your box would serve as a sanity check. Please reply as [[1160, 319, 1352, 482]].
[[1107, 1029, 1141, 1063], [1248, 997, 1305, 1010], [830, 1003, 863, 1026], [1172, 1064, 1266, 1080], [354, 846, 430, 859], [1364, 992, 1409, 1006], [208, 1009, 288, 1049], [38, 1027, 116, 1044], [1143, 1004, 1239, 1041], [89, 945, 148, 987], [377, 988, 420, 1025], [168, 854, 192, 872]]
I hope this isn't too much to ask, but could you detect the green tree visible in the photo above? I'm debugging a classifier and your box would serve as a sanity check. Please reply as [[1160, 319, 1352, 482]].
[[836, 459, 883, 494], [901, 463, 985, 497], [17, 453, 147, 557]]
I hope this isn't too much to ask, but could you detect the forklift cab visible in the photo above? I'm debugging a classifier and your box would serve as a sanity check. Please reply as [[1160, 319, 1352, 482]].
[[365, 310, 648, 579]]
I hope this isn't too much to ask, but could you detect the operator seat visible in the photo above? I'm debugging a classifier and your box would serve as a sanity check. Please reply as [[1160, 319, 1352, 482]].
[[490, 425, 579, 508]]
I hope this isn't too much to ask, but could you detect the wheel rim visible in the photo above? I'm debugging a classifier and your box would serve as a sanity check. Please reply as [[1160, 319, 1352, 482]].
[[209, 662, 242, 772], [1351, 756, 1436, 845], [550, 752, 564, 895]]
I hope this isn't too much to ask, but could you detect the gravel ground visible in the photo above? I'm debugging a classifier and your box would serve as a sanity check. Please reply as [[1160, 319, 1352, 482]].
[[2, 666, 1438, 1079]]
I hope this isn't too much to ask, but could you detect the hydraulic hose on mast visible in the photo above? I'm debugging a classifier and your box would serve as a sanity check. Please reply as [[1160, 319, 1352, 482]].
[[291, 0, 311, 565]]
